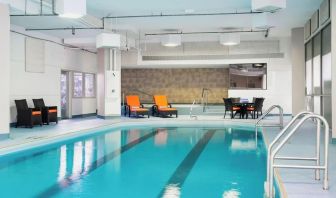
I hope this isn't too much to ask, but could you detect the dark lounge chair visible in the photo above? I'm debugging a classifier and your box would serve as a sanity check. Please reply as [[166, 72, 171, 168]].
[[152, 95, 178, 117], [223, 98, 241, 119], [124, 95, 150, 118], [33, 98, 58, 124], [15, 99, 42, 128]]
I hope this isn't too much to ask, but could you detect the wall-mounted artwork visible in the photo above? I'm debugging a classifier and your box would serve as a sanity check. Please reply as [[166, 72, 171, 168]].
[[25, 37, 45, 73]]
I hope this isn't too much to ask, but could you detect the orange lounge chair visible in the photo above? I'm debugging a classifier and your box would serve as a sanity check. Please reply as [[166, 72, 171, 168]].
[[125, 95, 149, 118], [152, 95, 178, 117]]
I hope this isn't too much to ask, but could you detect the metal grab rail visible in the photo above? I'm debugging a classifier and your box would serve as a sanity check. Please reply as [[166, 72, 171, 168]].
[[256, 105, 284, 128], [265, 111, 314, 196], [189, 99, 198, 119], [266, 114, 329, 198]]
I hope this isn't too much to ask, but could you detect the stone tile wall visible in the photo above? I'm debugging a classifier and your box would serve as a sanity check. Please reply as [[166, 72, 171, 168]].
[[121, 68, 229, 104]]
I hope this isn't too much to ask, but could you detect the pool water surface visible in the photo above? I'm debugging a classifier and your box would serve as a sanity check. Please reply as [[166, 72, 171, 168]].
[[0, 126, 277, 198]]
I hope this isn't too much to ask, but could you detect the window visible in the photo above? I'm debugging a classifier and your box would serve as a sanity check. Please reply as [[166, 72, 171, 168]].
[[229, 63, 267, 90], [85, 73, 95, 97], [73, 72, 96, 98], [73, 72, 83, 97]]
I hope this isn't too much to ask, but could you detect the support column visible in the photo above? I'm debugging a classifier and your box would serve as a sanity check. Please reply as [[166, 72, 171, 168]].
[[0, 3, 10, 139], [291, 27, 305, 116], [97, 48, 121, 119], [332, 0, 336, 141]]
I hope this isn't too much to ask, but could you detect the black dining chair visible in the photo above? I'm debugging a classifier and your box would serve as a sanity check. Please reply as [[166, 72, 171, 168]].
[[246, 98, 265, 119], [223, 98, 241, 119]]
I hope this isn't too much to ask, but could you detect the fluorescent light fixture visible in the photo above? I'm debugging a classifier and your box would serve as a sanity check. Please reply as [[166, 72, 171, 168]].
[[220, 33, 240, 46], [252, 0, 286, 12], [56, 0, 86, 19], [96, 33, 121, 49], [161, 35, 182, 47]]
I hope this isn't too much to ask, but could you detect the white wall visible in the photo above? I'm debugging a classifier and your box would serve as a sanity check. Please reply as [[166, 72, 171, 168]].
[[0, 3, 10, 137], [229, 37, 293, 114], [9, 27, 98, 123], [291, 28, 305, 115]]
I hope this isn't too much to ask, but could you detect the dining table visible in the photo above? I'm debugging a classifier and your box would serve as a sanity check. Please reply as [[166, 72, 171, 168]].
[[233, 102, 255, 119]]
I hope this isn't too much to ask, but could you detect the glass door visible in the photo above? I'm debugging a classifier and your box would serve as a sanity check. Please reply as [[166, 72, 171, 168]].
[[61, 71, 70, 119]]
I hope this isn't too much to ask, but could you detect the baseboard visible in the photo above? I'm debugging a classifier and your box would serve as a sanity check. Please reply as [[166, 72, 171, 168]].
[[97, 115, 121, 120], [72, 113, 97, 119]]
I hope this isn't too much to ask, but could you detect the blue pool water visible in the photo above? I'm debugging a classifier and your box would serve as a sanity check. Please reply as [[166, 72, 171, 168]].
[[0, 126, 279, 198]]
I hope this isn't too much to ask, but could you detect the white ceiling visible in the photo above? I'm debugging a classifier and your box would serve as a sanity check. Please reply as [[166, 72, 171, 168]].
[[9, 0, 324, 46]]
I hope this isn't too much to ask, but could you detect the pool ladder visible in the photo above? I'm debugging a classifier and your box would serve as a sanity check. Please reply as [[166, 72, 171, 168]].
[[255, 105, 284, 139], [189, 99, 198, 120], [264, 111, 330, 198]]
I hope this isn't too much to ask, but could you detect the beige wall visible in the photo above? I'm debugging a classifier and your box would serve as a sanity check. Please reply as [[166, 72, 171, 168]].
[[121, 68, 229, 104]]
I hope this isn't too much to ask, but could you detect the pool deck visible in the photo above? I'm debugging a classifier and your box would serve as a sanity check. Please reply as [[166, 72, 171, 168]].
[[0, 115, 335, 198]]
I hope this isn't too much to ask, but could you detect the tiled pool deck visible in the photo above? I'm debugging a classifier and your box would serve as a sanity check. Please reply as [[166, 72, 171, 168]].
[[0, 115, 335, 198]]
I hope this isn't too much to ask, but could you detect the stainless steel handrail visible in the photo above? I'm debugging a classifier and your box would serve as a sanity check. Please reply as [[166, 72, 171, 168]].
[[190, 99, 198, 119], [201, 88, 211, 112], [266, 114, 329, 198], [255, 105, 284, 140], [265, 111, 314, 196]]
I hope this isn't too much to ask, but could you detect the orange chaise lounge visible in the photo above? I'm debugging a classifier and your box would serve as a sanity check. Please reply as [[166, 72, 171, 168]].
[[125, 95, 150, 118], [152, 95, 178, 118]]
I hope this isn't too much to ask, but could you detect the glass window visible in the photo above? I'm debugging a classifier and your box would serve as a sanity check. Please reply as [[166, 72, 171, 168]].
[[313, 33, 321, 95], [305, 41, 313, 95], [229, 63, 267, 90], [322, 24, 331, 95], [85, 73, 95, 97], [73, 72, 83, 97]]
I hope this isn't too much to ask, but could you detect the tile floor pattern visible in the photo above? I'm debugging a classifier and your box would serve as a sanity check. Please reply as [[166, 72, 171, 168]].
[[0, 115, 335, 198]]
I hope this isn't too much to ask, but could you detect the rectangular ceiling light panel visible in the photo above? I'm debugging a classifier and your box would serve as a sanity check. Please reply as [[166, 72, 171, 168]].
[[252, 0, 286, 12], [96, 33, 121, 49]]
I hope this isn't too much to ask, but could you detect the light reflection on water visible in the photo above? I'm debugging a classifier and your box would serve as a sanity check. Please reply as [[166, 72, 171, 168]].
[[162, 184, 181, 198]]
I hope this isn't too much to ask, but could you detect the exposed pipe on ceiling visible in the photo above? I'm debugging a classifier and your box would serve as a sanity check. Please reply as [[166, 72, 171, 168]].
[[25, 27, 104, 31], [103, 10, 265, 19], [145, 29, 269, 36]]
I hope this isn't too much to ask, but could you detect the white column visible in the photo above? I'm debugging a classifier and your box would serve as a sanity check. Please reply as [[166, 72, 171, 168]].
[[97, 48, 121, 119], [291, 28, 305, 116], [0, 3, 10, 139], [331, 0, 336, 140]]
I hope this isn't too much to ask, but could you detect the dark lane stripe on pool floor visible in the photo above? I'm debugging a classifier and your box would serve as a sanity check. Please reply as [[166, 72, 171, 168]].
[[36, 130, 157, 198], [158, 130, 216, 198]]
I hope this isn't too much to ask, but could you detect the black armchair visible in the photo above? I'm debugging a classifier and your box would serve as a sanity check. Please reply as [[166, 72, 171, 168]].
[[15, 99, 42, 128], [33, 99, 58, 125]]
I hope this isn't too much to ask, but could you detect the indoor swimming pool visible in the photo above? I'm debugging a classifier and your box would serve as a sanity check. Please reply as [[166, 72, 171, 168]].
[[0, 125, 279, 198]]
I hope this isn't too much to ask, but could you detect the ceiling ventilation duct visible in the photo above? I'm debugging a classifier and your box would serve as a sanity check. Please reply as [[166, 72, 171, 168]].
[[220, 33, 240, 46], [252, 0, 286, 12], [161, 35, 182, 47], [55, 0, 87, 19], [96, 33, 121, 49]]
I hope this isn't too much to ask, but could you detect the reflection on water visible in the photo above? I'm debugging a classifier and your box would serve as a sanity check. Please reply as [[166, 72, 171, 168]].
[[222, 189, 241, 198], [58, 145, 67, 181], [226, 128, 257, 152], [155, 128, 168, 146], [162, 184, 181, 198]]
